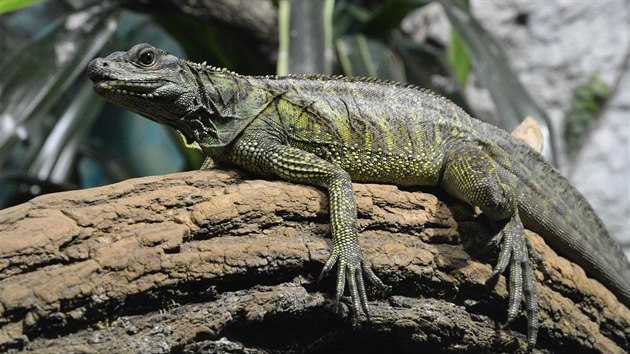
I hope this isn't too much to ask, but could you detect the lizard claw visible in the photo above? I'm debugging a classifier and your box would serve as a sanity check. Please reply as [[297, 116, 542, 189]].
[[318, 248, 387, 319], [317, 251, 338, 285], [490, 214, 539, 349]]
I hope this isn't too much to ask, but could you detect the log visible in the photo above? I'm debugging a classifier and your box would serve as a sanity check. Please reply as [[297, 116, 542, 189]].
[[0, 169, 628, 353]]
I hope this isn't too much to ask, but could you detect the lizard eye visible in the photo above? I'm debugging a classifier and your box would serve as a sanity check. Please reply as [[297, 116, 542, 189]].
[[138, 49, 156, 67]]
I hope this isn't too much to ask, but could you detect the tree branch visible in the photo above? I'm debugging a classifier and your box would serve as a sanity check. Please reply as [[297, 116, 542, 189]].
[[0, 169, 628, 353]]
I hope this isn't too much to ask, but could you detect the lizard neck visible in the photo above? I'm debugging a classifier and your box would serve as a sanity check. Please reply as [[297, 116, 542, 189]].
[[185, 64, 277, 149]]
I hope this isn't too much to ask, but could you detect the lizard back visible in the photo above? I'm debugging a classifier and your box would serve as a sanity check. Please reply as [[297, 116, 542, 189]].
[[248, 75, 471, 186], [247, 74, 630, 306]]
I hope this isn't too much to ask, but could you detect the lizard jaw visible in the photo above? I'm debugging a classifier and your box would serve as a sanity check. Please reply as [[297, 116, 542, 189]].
[[93, 79, 162, 98]]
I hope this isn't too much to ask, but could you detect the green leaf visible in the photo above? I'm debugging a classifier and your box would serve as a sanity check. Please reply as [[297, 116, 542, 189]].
[[446, 30, 470, 87], [392, 31, 471, 112], [156, 17, 233, 69], [156, 13, 274, 75], [333, 0, 429, 41], [440, 0, 558, 164], [563, 75, 610, 154], [361, 0, 430, 35], [0, 0, 44, 14]]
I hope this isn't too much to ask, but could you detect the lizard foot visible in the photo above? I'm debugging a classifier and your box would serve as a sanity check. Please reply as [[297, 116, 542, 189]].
[[318, 248, 388, 319], [486, 214, 539, 350]]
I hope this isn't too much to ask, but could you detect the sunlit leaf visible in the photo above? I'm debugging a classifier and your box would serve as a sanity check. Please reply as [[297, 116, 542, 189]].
[[446, 30, 470, 86], [0, 0, 44, 14]]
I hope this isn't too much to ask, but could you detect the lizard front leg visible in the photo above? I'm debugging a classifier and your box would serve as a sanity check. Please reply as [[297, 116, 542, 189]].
[[317, 168, 388, 317], [230, 136, 387, 317], [440, 143, 539, 350]]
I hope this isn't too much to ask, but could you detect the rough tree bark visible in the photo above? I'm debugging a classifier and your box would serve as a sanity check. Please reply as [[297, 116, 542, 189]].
[[0, 167, 628, 353]]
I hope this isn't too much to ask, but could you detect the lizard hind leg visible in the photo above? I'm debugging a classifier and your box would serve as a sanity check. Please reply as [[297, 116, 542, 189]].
[[485, 210, 539, 351], [440, 144, 539, 349]]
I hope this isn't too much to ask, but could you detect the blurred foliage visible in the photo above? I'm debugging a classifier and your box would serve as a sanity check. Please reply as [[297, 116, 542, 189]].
[[277, 0, 334, 75], [440, 0, 556, 163], [336, 34, 406, 81], [446, 30, 470, 87], [0, 0, 43, 14], [0, 0, 554, 209], [563, 76, 610, 155]]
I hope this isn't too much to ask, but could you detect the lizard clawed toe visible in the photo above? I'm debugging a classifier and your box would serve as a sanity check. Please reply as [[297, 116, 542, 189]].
[[491, 214, 539, 349], [319, 248, 383, 320]]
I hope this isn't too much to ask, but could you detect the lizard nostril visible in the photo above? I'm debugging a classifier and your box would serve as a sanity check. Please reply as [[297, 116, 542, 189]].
[[102, 61, 108, 67]]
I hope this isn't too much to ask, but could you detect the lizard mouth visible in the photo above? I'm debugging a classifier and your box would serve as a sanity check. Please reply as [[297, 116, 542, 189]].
[[93, 79, 162, 97]]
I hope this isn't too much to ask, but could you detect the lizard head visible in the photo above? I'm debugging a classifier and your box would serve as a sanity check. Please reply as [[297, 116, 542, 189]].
[[89, 43, 271, 148], [87, 43, 204, 144]]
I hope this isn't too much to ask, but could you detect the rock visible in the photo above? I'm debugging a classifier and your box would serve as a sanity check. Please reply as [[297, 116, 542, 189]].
[[570, 64, 630, 258]]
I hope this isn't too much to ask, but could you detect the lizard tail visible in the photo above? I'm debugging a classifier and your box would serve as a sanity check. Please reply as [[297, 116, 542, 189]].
[[496, 140, 630, 308]]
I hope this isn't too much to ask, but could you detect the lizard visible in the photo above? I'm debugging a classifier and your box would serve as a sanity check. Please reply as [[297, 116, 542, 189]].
[[87, 43, 630, 350]]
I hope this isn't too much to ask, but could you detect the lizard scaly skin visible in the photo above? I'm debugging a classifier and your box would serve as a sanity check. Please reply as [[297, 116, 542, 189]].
[[87, 44, 630, 350]]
